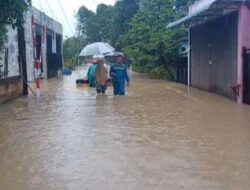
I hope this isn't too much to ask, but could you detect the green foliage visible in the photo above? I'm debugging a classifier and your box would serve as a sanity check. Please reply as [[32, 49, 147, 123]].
[[65, 58, 76, 70], [77, 6, 100, 43], [63, 37, 85, 69], [75, 0, 190, 80], [0, 0, 31, 44], [76, 0, 139, 47], [121, 0, 187, 79], [175, 0, 195, 8], [64, 37, 81, 60], [112, 0, 139, 48], [96, 4, 115, 43]]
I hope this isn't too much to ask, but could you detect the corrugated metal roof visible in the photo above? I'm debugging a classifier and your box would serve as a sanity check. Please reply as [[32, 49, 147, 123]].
[[167, 0, 247, 28]]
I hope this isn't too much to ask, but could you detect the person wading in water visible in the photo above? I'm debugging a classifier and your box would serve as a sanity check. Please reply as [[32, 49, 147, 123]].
[[87, 58, 98, 87], [109, 55, 130, 95], [95, 55, 108, 94]]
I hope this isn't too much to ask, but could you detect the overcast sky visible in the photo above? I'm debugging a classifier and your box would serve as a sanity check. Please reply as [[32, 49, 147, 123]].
[[32, 0, 116, 37]]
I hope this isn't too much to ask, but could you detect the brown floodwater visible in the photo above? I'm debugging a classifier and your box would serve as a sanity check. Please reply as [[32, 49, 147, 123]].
[[0, 70, 250, 190]]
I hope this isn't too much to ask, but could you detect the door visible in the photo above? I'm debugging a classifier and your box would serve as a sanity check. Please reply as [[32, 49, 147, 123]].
[[243, 47, 250, 104], [176, 57, 188, 85]]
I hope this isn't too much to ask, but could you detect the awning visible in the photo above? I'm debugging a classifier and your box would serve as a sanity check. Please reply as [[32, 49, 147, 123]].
[[167, 0, 247, 28]]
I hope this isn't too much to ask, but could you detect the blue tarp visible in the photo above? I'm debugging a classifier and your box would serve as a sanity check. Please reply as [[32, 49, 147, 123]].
[[63, 68, 72, 75]]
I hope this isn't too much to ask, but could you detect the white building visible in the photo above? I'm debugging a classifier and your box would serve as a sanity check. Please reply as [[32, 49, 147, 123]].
[[25, 7, 63, 81], [0, 7, 63, 103]]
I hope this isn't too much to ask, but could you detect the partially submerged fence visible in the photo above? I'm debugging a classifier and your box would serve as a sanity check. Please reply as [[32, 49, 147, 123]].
[[0, 48, 8, 79]]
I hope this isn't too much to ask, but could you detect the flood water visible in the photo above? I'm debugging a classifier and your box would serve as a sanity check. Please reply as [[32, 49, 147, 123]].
[[0, 70, 250, 190]]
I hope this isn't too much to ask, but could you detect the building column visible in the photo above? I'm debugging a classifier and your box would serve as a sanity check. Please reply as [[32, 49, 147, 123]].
[[237, 5, 250, 103], [42, 30, 48, 79], [188, 27, 191, 91]]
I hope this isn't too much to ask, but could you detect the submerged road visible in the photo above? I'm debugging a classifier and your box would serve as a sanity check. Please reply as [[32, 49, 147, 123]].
[[0, 71, 250, 190]]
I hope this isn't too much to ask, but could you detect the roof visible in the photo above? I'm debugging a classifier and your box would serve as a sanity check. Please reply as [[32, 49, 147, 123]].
[[29, 7, 63, 34], [167, 0, 248, 28]]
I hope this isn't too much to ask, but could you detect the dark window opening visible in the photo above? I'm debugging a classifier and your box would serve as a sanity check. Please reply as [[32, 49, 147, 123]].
[[46, 32, 63, 78], [56, 34, 62, 54], [36, 34, 41, 59], [47, 34, 52, 54]]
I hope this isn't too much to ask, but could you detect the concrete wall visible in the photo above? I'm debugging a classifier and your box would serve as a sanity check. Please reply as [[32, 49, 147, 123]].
[[23, 9, 34, 82], [24, 7, 63, 81], [0, 6, 63, 103], [0, 76, 23, 104], [0, 27, 23, 104], [0, 26, 20, 78], [1, 7, 63, 82], [237, 5, 250, 103], [5, 27, 20, 77]]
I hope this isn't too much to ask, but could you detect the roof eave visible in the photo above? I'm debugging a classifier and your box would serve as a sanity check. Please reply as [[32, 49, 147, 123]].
[[167, 0, 248, 28]]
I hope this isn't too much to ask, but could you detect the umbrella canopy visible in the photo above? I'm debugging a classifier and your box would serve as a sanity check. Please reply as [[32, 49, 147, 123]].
[[104, 51, 124, 57], [79, 42, 115, 57]]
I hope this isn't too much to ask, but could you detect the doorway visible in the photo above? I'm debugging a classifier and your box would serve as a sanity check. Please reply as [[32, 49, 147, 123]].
[[243, 47, 250, 104]]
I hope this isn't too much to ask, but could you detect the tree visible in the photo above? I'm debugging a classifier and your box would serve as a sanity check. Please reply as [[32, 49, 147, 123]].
[[76, 0, 139, 48], [112, 0, 139, 47], [175, 0, 193, 8], [77, 6, 101, 43], [96, 4, 114, 43], [64, 37, 80, 61], [121, 0, 186, 79], [63, 36, 87, 69], [0, 0, 31, 44], [75, 0, 188, 79], [174, 0, 195, 16]]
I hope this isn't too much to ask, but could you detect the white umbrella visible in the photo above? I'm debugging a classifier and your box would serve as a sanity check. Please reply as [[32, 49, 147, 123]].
[[79, 42, 115, 57], [104, 51, 124, 57]]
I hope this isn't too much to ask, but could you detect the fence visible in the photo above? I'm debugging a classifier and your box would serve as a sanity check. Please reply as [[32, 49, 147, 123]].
[[0, 48, 8, 79]]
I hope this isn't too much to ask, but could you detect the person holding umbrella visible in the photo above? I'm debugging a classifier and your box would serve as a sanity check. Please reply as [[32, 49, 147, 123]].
[[109, 55, 130, 95], [95, 55, 108, 94]]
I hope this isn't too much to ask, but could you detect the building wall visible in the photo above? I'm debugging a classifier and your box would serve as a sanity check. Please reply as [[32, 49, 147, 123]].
[[23, 7, 63, 81], [0, 77, 23, 104], [0, 26, 20, 78], [23, 10, 34, 82], [5, 27, 20, 77], [0, 6, 63, 103], [237, 5, 250, 103], [0, 27, 23, 104], [190, 12, 239, 100]]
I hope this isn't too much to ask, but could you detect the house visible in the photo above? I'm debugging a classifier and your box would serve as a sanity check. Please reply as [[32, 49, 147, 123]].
[[0, 26, 23, 104], [0, 7, 63, 104], [24, 7, 63, 81], [176, 40, 188, 85], [168, 0, 250, 104]]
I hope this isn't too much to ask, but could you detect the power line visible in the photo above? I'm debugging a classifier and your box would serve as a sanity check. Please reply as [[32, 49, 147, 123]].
[[34, 0, 74, 35], [56, 0, 75, 35], [44, 0, 57, 20]]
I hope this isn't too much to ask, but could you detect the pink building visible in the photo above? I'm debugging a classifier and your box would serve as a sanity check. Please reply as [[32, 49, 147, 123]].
[[168, 0, 250, 105]]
